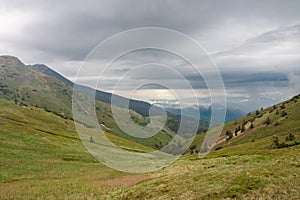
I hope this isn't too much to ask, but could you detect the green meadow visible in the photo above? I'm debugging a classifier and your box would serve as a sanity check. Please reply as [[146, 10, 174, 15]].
[[1, 94, 299, 199]]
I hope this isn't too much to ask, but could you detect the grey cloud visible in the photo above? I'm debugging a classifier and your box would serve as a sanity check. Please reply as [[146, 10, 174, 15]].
[[1, 0, 300, 112], [2, 0, 300, 60]]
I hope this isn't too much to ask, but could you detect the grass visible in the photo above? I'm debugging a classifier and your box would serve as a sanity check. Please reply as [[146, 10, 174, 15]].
[[0, 99, 154, 199], [0, 55, 178, 150], [117, 148, 300, 199], [1, 94, 300, 199]]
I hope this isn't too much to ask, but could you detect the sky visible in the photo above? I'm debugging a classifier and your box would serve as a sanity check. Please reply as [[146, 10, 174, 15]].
[[1, 0, 300, 112]]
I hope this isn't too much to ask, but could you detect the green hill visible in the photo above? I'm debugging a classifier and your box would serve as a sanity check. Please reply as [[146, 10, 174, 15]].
[[185, 94, 300, 156], [210, 93, 300, 156], [1, 55, 299, 199], [0, 99, 154, 199], [0, 90, 299, 199], [113, 94, 300, 199], [0, 55, 208, 149]]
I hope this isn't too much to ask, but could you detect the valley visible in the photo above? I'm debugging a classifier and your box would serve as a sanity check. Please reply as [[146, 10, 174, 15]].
[[0, 56, 299, 199]]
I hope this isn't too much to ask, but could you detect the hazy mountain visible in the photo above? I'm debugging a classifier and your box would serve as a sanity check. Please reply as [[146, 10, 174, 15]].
[[166, 105, 245, 123]]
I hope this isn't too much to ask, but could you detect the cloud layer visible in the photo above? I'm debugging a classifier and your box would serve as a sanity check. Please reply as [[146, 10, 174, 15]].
[[1, 0, 300, 111]]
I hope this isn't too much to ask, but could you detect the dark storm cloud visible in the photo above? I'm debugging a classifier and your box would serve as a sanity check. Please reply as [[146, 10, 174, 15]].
[[2, 0, 300, 60], [1, 0, 300, 110]]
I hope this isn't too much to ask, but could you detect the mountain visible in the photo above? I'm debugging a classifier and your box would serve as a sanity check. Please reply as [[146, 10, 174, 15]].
[[28, 64, 158, 117], [27, 64, 74, 87], [0, 56, 73, 119], [27, 62, 210, 133], [0, 55, 209, 149], [166, 105, 246, 123], [1, 71, 299, 199]]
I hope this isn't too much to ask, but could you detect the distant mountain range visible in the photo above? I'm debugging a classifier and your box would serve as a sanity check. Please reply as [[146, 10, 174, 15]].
[[166, 105, 245, 123], [27, 64, 246, 123]]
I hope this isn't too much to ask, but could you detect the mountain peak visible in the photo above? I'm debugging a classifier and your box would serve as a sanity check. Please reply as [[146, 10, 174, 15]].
[[0, 55, 24, 67]]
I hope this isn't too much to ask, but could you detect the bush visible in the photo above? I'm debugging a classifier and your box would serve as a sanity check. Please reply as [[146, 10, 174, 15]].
[[272, 137, 280, 148], [272, 135, 299, 149], [190, 144, 196, 151], [226, 130, 233, 140], [281, 110, 287, 117], [241, 124, 245, 132], [264, 117, 271, 125], [286, 133, 295, 141]]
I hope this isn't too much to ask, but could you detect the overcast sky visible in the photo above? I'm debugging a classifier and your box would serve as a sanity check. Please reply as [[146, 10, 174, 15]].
[[1, 0, 300, 112]]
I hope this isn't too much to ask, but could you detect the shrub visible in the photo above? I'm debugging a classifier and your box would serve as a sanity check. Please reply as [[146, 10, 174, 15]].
[[272, 137, 280, 148], [241, 124, 245, 132], [286, 133, 295, 141], [264, 117, 271, 125], [190, 144, 196, 151], [281, 110, 287, 117], [226, 130, 233, 140]]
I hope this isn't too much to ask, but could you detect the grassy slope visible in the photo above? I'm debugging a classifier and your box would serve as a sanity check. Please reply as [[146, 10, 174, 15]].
[[1, 95, 299, 199], [0, 55, 176, 149], [114, 94, 300, 199], [210, 93, 300, 157], [117, 148, 300, 199], [0, 99, 154, 199]]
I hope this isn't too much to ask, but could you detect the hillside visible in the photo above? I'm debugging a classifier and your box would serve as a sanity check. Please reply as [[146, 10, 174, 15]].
[[0, 55, 209, 150], [28, 63, 210, 134], [211, 93, 300, 156], [1, 95, 299, 199], [28, 64, 167, 118], [0, 56, 73, 119], [186, 93, 300, 155], [1, 55, 299, 199], [0, 99, 154, 199], [112, 94, 300, 199]]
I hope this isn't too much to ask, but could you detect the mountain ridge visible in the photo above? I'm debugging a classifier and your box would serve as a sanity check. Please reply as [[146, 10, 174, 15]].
[[0, 55, 209, 149]]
